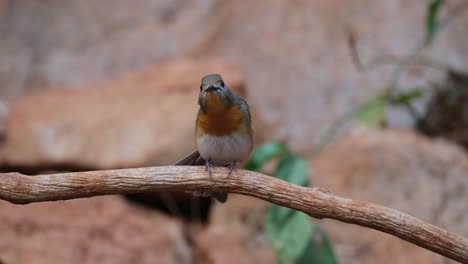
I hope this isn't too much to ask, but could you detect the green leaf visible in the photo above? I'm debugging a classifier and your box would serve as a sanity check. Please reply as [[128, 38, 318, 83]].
[[389, 89, 423, 106], [356, 95, 388, 127], [244, 142, 290, 171], [296, 228, 337, 264], [275, 157, 309, 187], [275, 155, 296, 181], [268, 204, 294, 229], [248, 141, 338, 263], [425, 0, 445, 45], [266, 207, 337, 264], [265, 210, 314, 263], [268, 156, 310, 231]]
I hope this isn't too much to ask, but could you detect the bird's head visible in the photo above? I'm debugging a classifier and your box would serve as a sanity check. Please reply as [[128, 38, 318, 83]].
[[198, 74, 234, 113]]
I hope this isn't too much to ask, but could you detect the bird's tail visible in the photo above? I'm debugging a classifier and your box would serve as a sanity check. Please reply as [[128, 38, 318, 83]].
[[212, 192, 228, 203]]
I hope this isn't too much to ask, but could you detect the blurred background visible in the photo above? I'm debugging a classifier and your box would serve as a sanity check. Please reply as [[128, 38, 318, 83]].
[[0, 0, 467, 263]]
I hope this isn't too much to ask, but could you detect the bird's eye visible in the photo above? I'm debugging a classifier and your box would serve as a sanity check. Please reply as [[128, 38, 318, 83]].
[[220, 81, 225, 87], [200, 85, 203, 91]]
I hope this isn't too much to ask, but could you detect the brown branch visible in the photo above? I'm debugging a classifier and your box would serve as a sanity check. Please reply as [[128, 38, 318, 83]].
[[0, 167, 467, 263]]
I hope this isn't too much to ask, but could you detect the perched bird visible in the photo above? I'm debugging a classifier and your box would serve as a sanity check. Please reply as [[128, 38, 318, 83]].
[[174, 74, 253, 203]]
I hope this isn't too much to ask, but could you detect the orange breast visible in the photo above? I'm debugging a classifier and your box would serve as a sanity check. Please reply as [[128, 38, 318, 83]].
[[197, 105, 244, 136]]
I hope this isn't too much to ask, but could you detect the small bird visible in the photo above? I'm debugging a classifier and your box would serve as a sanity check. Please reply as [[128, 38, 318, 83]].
[[174, 74, 253, 203]]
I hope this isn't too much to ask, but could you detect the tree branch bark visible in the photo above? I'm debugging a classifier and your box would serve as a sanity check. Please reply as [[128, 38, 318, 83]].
[[0, 166, 467, 263]]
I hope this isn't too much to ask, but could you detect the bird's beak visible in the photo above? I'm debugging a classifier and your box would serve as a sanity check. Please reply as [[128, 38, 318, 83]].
[[205, 85, 221, 92]]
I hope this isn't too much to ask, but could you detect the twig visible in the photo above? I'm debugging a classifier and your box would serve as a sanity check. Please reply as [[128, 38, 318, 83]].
[[0, 167, 467, 262]]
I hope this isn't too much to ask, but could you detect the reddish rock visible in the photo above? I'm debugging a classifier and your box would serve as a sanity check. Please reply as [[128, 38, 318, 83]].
[[1, 1, 467, 153], [1, 2, 468, 263], [309, 126, 468, 264], [0, 59, 244, 169], [194, 227, 254, 264], [194, 194, 275, 264], [0, 100, 7, 141], [0, 196, 191, 264]]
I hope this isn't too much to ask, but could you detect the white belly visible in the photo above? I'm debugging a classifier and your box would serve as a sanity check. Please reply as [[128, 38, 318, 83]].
[[197, 132, 252, 165]]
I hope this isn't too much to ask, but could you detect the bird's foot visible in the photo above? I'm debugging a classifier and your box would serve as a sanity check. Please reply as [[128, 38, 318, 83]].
[[205, 159, 213, 179], [227, 161, 237, 177]]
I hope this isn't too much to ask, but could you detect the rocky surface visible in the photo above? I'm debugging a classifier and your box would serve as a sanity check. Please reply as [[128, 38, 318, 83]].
[[2, 127, 467, 263], [0, 1, 467, 263], [309, 126, 468, 264], [0, 58, 244, 170], [1, 0, 467, 153], [194, 194, 275, 264], [191, 126, 468, 264], [0, 196, 191, 264]]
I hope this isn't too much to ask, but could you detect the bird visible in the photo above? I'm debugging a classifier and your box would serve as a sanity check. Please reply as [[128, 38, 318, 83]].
[[174, 74, 253, 203]]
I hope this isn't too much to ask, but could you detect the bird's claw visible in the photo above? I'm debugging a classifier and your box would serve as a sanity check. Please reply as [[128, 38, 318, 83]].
[[227, 161, 237, 177], [205, 159, 213, 179]]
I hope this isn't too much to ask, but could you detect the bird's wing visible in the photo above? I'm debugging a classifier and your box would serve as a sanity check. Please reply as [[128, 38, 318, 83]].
[[173, 149, 205, 165], [236, 95, 252, 124]]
